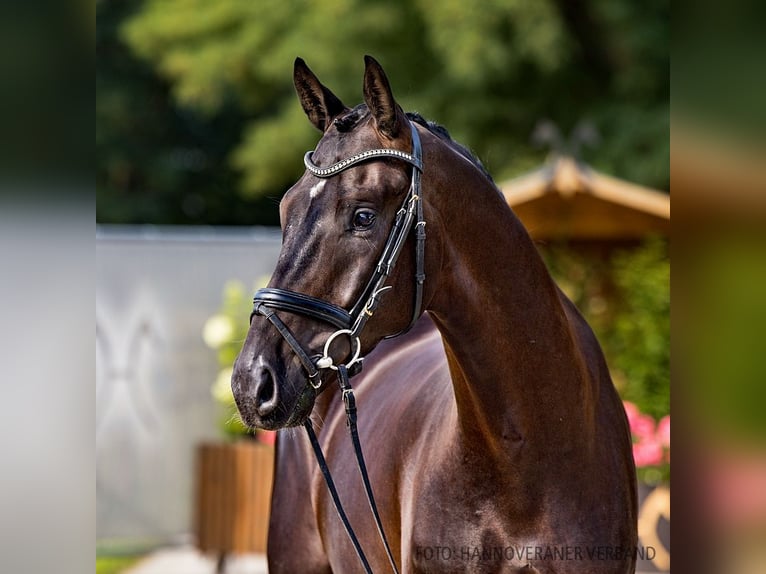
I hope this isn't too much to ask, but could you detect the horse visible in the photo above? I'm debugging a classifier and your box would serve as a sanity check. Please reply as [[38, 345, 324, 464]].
[[232, 56, 637, 573]]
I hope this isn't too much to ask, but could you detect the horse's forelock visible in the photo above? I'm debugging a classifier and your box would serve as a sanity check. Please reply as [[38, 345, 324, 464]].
[[332, 104, 368, 132]]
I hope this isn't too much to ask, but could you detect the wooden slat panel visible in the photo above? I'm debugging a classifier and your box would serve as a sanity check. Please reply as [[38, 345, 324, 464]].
[[194, 441, 274, 554], [193, 444, 207, 550]]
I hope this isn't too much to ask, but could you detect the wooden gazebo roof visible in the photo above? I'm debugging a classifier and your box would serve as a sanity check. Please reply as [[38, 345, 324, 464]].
[[500, 156, 670, 241]]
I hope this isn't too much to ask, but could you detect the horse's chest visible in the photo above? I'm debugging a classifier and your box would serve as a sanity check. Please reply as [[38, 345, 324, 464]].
[[405, 468, 526, 572]]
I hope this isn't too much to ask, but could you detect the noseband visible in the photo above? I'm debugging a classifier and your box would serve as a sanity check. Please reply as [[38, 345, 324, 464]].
[[250, 121, 425, 573]]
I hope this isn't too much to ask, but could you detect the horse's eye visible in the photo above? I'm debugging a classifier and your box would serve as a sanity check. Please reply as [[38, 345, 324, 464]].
[[352, 209, 377, 230]]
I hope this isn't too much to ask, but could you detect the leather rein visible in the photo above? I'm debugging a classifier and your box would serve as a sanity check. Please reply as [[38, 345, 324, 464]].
[[250, 122, 425, 573]]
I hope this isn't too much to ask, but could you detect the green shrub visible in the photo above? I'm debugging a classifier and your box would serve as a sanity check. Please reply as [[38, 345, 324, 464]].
[[545, 238, 670, 421]]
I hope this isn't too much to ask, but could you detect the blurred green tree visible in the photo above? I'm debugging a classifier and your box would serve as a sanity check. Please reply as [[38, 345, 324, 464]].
[[97, 0, 280, 225], [98, 0, 667, 223]]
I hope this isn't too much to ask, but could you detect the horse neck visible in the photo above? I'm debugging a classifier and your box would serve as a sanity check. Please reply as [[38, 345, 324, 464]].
[[424, 145, 596, 469]]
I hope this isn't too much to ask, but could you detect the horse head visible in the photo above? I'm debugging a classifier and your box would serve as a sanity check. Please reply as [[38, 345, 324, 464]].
[[232, 56, 439, 430]]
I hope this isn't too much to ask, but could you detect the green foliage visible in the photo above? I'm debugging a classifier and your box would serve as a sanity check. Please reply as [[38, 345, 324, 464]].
[[97, 0, 280, 226], [96, 556, 141, 574], [98, 0, 668, 224], [204, 279, 269, 438], [544, 238, 670, 420], [607, 238, 670, 420]]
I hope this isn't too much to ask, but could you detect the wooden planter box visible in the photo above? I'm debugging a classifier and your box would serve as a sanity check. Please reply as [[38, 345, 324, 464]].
[[194, 441, 274, 556]]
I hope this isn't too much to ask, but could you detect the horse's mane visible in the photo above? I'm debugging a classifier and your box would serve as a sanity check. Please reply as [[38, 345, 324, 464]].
[[405, 112, 495, 184], [334, 104, 495, 184]]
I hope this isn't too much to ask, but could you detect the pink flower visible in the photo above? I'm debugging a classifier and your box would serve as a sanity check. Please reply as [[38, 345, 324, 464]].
[[622, 402, 670, 468], [631, 413, 657, 443], [623, 401, 639, 428], [657, 415, 670, 448], [623, 401, 655, 439], [258, 430, 276, 446], [633, 438, 664, 467]]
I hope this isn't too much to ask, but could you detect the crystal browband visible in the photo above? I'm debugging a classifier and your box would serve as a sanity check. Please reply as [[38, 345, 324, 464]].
[[303, 147, 423, 178]]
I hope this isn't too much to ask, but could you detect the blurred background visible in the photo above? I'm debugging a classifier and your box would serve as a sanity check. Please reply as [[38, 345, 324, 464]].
[[95, 1, 676, 572], [97, 0, 669, 224]]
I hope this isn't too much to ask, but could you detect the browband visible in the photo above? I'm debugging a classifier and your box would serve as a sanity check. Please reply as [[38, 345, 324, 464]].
[[304, 146, 422, 178]]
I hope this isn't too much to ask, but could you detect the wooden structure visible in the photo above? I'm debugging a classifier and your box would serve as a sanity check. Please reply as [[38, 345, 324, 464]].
[[195, 441, 274, 569], [500, 155, 669, 241]]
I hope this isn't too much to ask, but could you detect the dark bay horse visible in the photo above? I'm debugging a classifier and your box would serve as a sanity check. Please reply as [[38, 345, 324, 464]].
[[232, 56, 637, 573]]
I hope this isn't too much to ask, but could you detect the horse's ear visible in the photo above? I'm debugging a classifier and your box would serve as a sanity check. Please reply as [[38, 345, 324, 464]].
[[294, 58, 348, 132], [363, 55, 403, 139]]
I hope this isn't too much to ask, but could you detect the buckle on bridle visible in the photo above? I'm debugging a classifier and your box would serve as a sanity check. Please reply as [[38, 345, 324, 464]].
[[308, 363, 324, 389]]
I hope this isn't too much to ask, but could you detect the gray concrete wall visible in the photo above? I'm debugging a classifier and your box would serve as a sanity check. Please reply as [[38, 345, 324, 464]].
[[96, 226, 281, 545]]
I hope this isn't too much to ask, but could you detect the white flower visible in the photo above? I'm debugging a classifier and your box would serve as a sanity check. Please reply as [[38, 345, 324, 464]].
[[211, 367, 235, 405], [203, 314, 234, 349]]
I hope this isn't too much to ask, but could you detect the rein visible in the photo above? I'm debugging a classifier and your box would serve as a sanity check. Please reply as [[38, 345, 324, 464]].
[[250, 122, 425, 573]]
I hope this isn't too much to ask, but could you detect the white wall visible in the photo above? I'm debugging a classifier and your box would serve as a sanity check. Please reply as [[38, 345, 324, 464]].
[[96, 226, 281, 545]]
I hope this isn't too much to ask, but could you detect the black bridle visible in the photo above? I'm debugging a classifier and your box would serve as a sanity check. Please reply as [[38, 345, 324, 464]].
[[250, 121, 425, 573]]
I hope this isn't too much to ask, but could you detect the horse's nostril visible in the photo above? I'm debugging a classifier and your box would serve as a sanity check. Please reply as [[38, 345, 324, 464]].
[[254, 364, 279, 417]]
